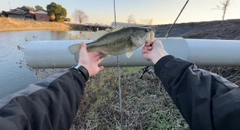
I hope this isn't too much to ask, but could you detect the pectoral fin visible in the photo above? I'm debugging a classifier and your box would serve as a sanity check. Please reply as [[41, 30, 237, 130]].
[[126, 51, 134, 58]]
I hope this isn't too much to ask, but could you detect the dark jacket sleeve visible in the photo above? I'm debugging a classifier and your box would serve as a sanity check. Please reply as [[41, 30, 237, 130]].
[[0, 68, 86, 130], [154, 55, 240, 130]]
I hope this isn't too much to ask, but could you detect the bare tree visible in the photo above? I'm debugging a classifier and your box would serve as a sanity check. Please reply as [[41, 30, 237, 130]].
[[215, 0, 231, 21], [140, 19, 153, 25], [127, 15, 136, 24], [73, 9, 88, 24], [127, 15, 153, 26]]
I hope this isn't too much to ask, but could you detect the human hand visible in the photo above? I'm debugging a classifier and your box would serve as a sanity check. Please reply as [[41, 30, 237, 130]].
[[78, 42, 104, 77], [142, 40, 169, 64]]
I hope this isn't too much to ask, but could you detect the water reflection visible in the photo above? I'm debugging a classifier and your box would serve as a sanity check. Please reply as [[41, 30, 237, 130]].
[[0, 30, 85, 99]]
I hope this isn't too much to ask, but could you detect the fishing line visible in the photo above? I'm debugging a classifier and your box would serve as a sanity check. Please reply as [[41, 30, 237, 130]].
[[140, 0, 190, 79], [165, 0, 189, 38], [113, 0, 123, 129]]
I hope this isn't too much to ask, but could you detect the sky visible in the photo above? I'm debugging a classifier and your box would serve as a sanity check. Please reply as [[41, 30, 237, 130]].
[[0, 0, 239, 25]]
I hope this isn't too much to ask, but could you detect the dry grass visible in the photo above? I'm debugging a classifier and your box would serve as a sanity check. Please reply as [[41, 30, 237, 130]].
[[0, 17, 70, 32], [70, 66, 240, 130], [71, 67, 188, 130]]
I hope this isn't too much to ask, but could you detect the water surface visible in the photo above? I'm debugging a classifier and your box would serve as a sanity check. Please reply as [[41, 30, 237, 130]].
[[0, 30, 84, 99]]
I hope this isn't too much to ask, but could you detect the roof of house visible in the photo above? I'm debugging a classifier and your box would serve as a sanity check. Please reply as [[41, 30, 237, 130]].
[[35, 10, 48, 14], [18, 6, 35, 12], [7, 6, 35, 15], [8, 9, 26, 15]]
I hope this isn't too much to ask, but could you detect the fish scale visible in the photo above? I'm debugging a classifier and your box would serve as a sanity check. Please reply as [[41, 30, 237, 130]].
[[88, 38, 133, 56]]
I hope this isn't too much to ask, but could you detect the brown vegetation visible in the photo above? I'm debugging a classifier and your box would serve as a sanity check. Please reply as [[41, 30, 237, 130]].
[[0, 17, 70, 32], [70, 66, 240, 130], [71, 67, 188, 130]]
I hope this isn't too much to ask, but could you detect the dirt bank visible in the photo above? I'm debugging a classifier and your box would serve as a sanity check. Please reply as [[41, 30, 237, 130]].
[[155, 19, 240, 40], [0, 18, 70, 32]]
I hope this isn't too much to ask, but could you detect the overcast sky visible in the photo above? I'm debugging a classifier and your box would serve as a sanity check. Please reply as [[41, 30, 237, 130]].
[[0, 0, 239, 25]]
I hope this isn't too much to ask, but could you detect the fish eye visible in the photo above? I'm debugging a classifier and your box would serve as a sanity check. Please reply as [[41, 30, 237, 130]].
[[145, 29, 149, 32]]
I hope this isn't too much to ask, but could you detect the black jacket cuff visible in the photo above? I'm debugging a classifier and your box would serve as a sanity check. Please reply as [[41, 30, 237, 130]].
[[78, 66, 89, 81], [154, 55, 175, 76], [70, 66, 89, 82]]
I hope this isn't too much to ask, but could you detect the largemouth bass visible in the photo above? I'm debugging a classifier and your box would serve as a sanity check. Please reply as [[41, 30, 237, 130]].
[[68, 26, 155, 62]]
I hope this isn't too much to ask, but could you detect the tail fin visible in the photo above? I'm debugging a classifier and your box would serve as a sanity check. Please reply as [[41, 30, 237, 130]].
[[68, 44, 80, 54], [68, 44, 81, 62]]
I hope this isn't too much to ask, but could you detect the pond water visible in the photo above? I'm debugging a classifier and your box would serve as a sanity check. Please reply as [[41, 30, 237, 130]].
[[0, 30, 86, 99]]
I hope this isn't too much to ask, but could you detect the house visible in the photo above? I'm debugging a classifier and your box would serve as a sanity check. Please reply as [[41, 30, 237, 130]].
[[6, 9, 26, 19], [35, 10, 49, 21], [3, 5, 52, 22], [6, 6, 35, 20]]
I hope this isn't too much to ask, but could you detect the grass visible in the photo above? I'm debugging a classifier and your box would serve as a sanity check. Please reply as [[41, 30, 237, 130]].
[[70, 65, 240, 130], [71, 67, 188, 130], [0, 17, 70, 32]]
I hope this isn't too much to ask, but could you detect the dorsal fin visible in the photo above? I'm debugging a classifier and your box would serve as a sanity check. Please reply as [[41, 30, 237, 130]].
[[105, 28, 112, 32], [111, 26, 123, 32], [91, 26, 123, 40], [91, 30, 109, 40]]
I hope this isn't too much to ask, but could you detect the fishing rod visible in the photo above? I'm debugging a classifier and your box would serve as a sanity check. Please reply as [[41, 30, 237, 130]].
[[165, 0, 189, 37], [113, 0, 123, 130], [140, 0, 190, 79]]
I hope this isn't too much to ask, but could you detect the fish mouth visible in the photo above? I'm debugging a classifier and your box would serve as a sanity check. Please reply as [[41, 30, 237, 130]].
[[143, 27, 155, 42], [145, 28, 152, 32], [149, 31, 155, 42], [144, 27, 155, 33], [141, 31, 155, 44]]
